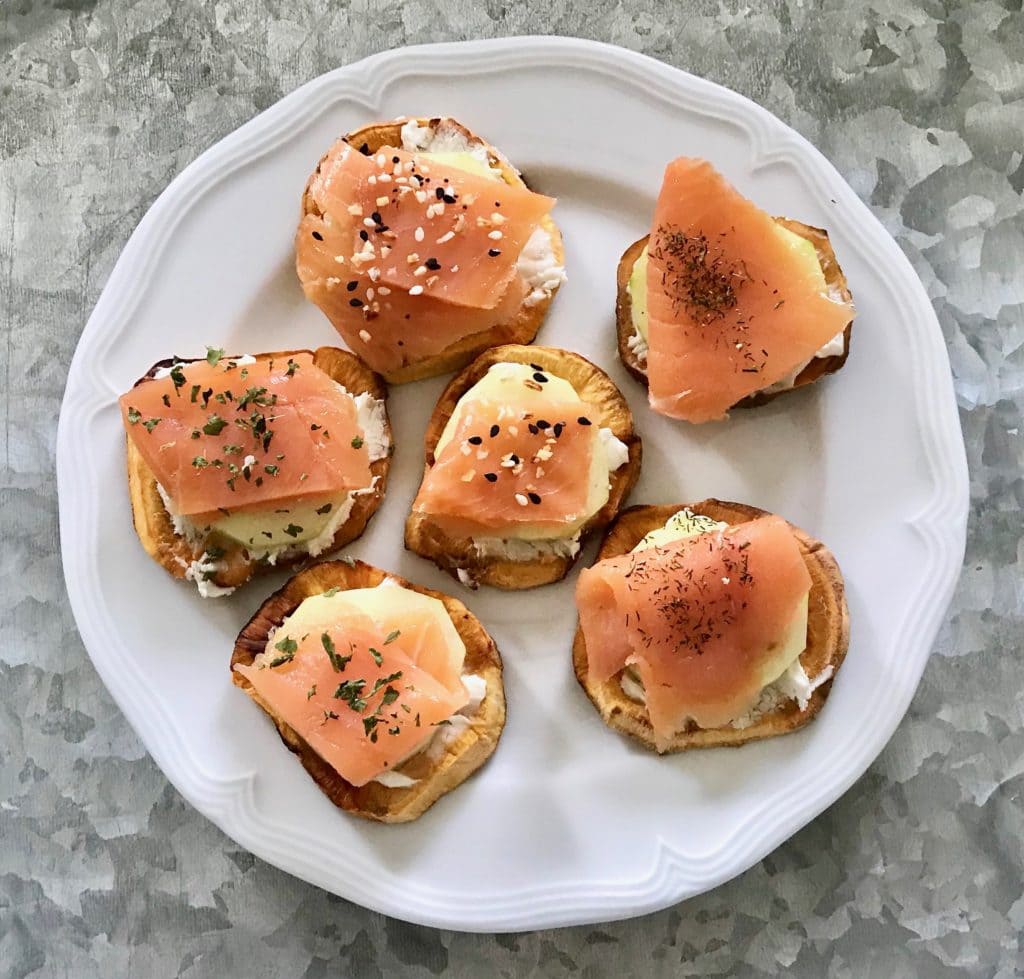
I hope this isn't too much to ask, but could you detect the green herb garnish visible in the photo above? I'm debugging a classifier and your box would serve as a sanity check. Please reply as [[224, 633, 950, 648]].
[[206, 347, 225, 366], [351, 436, 364, 449], [274, 635, 298, 656], [202, 414, 227, 436]]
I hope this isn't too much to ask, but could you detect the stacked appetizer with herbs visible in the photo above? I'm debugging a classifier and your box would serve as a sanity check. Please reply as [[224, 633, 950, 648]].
[[296, 117, 566, 383], [573, 500, 849, 751], [231, 560, 504, 822], [119, 347, 391, 597], [617, 158, 854, 421], [406, 344, 641, 589]]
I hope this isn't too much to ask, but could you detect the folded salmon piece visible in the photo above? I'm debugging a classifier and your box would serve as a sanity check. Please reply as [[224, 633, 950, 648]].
[[119, 353, 371, 521], [296, 140, 554, 373], [236, 601, 469, 788], [645, 158, 853, 422], [576, 515, 811, 746], [411, 392, 598, 539]]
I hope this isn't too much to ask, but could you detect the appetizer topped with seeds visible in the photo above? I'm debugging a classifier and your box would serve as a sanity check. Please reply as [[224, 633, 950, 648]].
[[406, 344, 641, 590], [297, 117, 566, 384]]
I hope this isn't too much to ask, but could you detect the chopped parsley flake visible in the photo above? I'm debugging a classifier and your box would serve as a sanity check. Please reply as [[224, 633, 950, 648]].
[[169, 365, 186, 390], [274, 636, 298, 655], [351, 436, 364, 449], [202, 414, 227, 436], [142, 418, 160, 433], [334, 679, 367, 712], [127, 407, 141, 425], [206, 347, 225, 367], [283, 523, 303, 538]]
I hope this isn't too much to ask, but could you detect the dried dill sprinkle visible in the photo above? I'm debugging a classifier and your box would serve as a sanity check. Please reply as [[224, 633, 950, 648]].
[[652, 225, 749, 327]]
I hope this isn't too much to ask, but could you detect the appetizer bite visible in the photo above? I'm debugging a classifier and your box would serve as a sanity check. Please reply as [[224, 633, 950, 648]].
[[119, 348, 391, 598], [406, 345, 641, 590], [573, 500, 849, 752], [231, 560, 504, 823], [296, 116, 566, 383], [617, 158, 854, 421]]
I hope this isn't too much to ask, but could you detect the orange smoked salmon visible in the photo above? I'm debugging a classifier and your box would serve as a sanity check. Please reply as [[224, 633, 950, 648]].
[[645, 158, 853, 422], [297, 138, 555, 374], [236, 602, 468, 787], [120, 353, 370, 520], [576, 515, 811, 745], [411, 392, 599, 539]]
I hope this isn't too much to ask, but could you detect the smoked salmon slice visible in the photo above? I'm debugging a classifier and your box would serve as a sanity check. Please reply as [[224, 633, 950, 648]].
[[411, 394, 599, 539], [296, 139, 555, 373], [576, 515, 811, 744], [120, 353, 371, 521], [645, 158, 853, 422], [235, 603, 468, 787]]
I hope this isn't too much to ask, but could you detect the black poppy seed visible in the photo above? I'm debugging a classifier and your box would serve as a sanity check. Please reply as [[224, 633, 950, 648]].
[[358, 142, 370, 155], [435, 187, 445, 199], [424, 257, 441, 271], [442, 192, 457, 204], [468, 435, 483, 445], [346, 281, 358, 292], [536, 420, 550, 430], [510, 454, 519, 464], [349, 298, 363, 308], [311, 230, 323, 241], [392, 155, 400, 164], [371, 211, 382, 224], [553, 423, 564, 438], [489, 424, 500, 438], [374, 224, 388, 233], [528, 492, 541, 505], [530, 363, 542, 371], [484, 472, 498, 482], [359, 230, 369, 241], [494, 201, 501, 207], [528, 423, 539, 434], [577, 416, 592, 426], [532, 372, 548, 383], [488, 248, 501, 257]]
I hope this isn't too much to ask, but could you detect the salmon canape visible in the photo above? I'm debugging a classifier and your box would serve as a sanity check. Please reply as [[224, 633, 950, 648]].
[[406, 345, 642, 590], [573, 500, 849, 752], [617, 158, 854, 422], [119, 347, 391, 597], [232, 560, 504, 823], [297, 117, 566, 384]]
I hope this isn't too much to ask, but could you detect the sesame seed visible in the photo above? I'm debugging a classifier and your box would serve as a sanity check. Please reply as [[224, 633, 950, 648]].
[[406, 253, 420, 264], [508, 425, 518, 436], [375, 153, 386, 167], [413, 265, 428, 277], [414, 227, 424, 242], [359, 329, 372, 342], [491, 212, 506, 224], [366, 288, 375, 301], [415, 190, 428, 203], [367, 174, 377, 185], [376, 195, 389, 207], [488, 230, 503, 241], [461, 470, 475, 482], [377, 173, 391, 183], [436, 231, 455, 244], [377, 286, 390, 296], [347, 204, 363, 216], [484, 472, 498, 482], [514, 493, 529, 507], [368, 267, 380, 282], [409, 285, 424, 296], [451, 264, 460, 272]]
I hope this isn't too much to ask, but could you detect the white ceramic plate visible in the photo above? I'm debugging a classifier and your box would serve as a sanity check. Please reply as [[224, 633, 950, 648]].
[[58, 37, 968, 932]]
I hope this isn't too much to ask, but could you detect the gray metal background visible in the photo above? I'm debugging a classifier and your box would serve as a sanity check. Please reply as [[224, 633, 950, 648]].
[[2, 1, 1021, 975]]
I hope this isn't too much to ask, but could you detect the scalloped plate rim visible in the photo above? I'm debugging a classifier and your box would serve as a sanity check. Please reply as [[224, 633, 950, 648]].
[[57, 37, 968, 931]]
